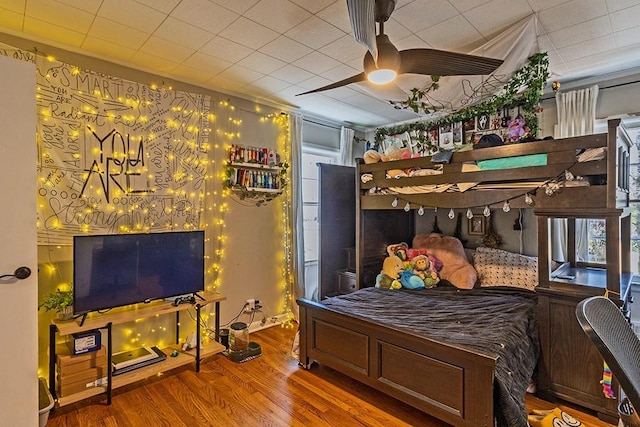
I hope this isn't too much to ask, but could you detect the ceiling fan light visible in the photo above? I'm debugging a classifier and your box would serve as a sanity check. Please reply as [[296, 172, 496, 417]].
[[367, 69, 397, 84]]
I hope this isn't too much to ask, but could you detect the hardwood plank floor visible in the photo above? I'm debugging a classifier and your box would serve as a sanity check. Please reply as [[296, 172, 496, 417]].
[[47, 323, 615, 426]]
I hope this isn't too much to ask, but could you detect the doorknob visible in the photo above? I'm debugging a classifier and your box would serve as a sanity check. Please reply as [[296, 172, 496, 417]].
[[0, 267, 31, 280]]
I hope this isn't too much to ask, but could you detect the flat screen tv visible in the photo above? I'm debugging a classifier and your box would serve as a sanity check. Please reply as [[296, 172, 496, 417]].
[[73, 231, 205, 315]]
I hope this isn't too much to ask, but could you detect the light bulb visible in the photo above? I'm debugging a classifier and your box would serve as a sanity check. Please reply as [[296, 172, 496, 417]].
[[483, 206, 491, 217], [466, 208, 473, 219], [448, 208, 455, 219], [565, 170, 574, 181], [545, 186, 554, 196], [525, 193, 533, 205], [418, 206, 425, 216], [404, 202, 411, 212], [392, 198, 398, 208], [503, 200, 511, 212]]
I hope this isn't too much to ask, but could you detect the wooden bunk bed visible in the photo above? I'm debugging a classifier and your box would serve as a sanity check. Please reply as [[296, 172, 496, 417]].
[[297, 118, 634, 426]]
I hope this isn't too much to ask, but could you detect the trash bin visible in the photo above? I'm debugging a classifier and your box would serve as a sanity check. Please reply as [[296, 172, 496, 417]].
[[38, 377, 54, 427]]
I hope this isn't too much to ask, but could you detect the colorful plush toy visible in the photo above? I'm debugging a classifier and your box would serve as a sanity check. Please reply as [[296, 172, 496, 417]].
[[399, 270, 425, 289], [508, 115, 526, 142], [412, 254, 440, 288], [375, 255, 403, 289], [387, 242, 409, 261]]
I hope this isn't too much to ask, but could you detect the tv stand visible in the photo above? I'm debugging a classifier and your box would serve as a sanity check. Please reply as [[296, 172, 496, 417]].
[[48, 291, 225, 407]]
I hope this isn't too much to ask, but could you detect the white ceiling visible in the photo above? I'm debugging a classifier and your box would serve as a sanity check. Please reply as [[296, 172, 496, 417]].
[[1, 0, 640, 130]]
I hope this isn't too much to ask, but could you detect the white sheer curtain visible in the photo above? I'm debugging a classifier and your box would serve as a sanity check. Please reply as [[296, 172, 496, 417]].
[[339, 126, 355, 166], [552, 85, 599, 261], [288, 113, 305, 319]]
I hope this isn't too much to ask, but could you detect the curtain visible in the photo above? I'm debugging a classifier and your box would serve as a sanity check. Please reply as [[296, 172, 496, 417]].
[[288, 113, 305, 319], [552, 85, 599, 261], [340, 126, 355, 166]]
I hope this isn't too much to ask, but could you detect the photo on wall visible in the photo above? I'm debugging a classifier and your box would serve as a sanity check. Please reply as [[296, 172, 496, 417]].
[[452, 122, 463, 145], [439, 124, 454, 150], [477, 113, 490, 131]]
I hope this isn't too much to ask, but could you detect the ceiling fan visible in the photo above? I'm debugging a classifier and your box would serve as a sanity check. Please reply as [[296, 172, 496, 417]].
[[297, 0, 504, 96]]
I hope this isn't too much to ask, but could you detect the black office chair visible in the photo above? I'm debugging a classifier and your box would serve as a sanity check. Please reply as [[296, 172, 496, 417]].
[[576, 296, 640, 427]]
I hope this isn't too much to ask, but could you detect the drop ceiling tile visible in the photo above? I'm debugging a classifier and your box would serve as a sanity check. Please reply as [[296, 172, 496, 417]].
[[245, 0, 311, 33], [139, 36, 195, 63], [181, 51, 232, 74], [416, 14, 483, 51], [130, 50, 181, 73], [219, 16, 279, 49], [285, 16, 344, 50], [25, 0, 95, 33], [133, 0, 181, 14], [610, 3, 640, 31], [290, 0, 337, 14], [82, 36, 137, 62], [614, 26, 640, 48], [172, 0, 239, 34], [200, 36, 253, 63], [237, 51, 286, 74], [88, 17, 150, 50], [606, 0, 640, 13], [97, 0, 166, 34], [0, 0, 25, 13], [322, 63, 360, 82], [447, 0, 491, 13], [393, 0, 458, 34], [217, 64, 264, 85], [524, 0, 572, 12], [556, 34, 615, 61], [297, 75, 332, 90], [247, 75, 291, 94], [536, 34, 556, 52], [259, 36, 312, 63], [23, 17, 85, 46], [384, 18, 412, 42], [316, 0, 351, 33], [0, 7, 23, 30], [210, 0, 259, 15], [319, 35, 364, 64], [292, 50, 341, 74], [55, 0, 102, 14], [173, 64, 218, 84], [547, 15, 613, 49], [464, 0, 532, 38], [393, 34, 431, 51], [154, 17, 215, 50], [270, 64, 315, 84], [538, 0, 608, 33]]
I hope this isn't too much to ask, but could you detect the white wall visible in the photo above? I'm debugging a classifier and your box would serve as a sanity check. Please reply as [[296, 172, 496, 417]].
[[0, 54, 38, 426]]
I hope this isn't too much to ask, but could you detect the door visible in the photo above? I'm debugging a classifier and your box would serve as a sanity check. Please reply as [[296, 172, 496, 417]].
[[0, 54, 38, 425]]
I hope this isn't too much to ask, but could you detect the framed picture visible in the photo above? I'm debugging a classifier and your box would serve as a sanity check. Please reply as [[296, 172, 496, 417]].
[[468, 215, 485, 235], [477, 113, 490, 131]]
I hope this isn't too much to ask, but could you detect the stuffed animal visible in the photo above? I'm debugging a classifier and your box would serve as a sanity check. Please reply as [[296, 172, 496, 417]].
[[399, 270, 425, 289], [387, 242, 409, 261], [375, 255, 403, 289], [412, 254, 440, 288]]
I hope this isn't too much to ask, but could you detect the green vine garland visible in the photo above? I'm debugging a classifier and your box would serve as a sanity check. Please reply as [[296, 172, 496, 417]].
[[374, 53, 550, 147], [224, 161, 289, 207]]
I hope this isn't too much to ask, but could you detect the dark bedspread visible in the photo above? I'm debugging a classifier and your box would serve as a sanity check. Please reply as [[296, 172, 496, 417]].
[[321, 286, 539, 427]]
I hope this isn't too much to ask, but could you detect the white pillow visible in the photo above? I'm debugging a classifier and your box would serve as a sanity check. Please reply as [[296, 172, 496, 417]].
[[473, 247, 538, 290]]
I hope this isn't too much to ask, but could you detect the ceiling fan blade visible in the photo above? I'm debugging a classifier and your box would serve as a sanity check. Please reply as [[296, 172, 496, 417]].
[[296, 72, 367, 96], [346, 0, 377, 60], [398, 49, 503, 76]]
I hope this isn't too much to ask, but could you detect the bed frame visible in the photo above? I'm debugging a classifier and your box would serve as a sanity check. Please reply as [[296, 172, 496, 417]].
[[298, 298, 496, 426], [297, 118, 633, 427]]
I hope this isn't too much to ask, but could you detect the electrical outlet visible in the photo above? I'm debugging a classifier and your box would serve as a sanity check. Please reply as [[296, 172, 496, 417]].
[[246, 298, 255, 311]]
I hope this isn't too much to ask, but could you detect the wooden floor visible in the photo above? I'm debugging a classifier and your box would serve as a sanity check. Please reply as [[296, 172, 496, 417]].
[[47, 323, 615, 427]]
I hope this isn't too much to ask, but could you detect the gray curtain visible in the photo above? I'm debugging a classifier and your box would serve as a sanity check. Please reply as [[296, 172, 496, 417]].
[[340, 126, 355, 166]]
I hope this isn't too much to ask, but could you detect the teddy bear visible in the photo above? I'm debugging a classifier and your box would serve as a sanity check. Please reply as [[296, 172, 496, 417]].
[[375, 255, 403, 289], [411, 254, 440, 288]]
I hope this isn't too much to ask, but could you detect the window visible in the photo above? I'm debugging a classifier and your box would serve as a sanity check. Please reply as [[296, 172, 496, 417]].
[[301, 147, 339, 300]]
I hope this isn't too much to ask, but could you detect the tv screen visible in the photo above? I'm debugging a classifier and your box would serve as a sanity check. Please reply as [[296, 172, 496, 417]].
[[73, 231, 204, 314]]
